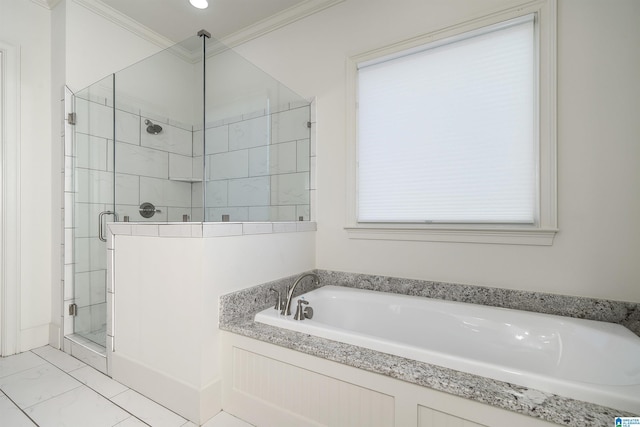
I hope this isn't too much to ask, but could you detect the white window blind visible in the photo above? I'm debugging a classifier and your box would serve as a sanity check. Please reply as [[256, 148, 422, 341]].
[[357, 15, 536, 224]]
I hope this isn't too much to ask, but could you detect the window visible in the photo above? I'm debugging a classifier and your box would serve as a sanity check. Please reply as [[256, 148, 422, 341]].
[[346, 1, 557, 245]]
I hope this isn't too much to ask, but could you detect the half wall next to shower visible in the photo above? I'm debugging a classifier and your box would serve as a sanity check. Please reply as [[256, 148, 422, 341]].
[[64, 31, 314, 352]]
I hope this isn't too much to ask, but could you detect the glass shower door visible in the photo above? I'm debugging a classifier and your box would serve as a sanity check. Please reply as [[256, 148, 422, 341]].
[[72, 75, 115, 348]]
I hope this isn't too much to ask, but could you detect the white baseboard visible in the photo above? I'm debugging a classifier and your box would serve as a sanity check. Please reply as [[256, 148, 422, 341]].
[[19, 324, 50, 352], [111, 352, 221, 424]]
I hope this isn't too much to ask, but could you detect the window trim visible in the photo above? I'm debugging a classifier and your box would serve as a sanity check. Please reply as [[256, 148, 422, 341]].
[[345, 0, 557, 245]]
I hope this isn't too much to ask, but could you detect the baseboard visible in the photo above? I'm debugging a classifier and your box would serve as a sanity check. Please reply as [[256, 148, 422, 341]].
[[111, 352, 221, 424], [19, 324, 50, 352]]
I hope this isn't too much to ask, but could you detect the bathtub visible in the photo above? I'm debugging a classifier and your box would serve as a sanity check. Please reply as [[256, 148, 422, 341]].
[[255, 285, 640, 413]]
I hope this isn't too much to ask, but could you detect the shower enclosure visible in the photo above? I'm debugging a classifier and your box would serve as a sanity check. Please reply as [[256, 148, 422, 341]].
[[66, 31, 312, 350]]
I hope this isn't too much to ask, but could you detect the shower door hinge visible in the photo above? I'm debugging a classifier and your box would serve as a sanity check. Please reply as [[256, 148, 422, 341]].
[[68, 303, 78, 316], [67, 113, 77, 125]]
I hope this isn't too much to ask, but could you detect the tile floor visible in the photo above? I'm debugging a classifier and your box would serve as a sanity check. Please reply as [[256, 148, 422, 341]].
[[0, 345, 253, 427]]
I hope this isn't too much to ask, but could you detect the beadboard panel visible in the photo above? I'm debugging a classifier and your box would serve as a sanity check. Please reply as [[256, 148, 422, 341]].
[[232, 347, 394, 427], [418, 406, 487, 427]]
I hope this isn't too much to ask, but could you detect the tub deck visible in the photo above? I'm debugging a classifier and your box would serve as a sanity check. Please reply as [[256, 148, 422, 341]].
[[255, 285, 640, 414]]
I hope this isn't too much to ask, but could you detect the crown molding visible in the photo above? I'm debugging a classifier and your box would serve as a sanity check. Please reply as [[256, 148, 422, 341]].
[[220, 0, 345, 48], [72, 0, 175, 50], [30, 0, 62, 9]]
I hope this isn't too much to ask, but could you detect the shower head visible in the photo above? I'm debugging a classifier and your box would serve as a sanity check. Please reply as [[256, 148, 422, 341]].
[[144, 119, 163, 135]]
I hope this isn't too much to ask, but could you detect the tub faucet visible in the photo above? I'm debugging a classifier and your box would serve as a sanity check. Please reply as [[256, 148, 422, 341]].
[[281, 272, 320, 316]]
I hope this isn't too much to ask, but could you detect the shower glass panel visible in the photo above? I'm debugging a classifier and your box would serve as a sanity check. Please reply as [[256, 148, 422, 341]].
[[114, 35, 205, 222], [203, 38, 311, 222], [73, 74, 115, 347], [67, 31, 312, 349]]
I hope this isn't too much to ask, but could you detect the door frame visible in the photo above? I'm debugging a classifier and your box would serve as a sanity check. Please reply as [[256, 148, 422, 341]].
[[0, 41, 21, 357]]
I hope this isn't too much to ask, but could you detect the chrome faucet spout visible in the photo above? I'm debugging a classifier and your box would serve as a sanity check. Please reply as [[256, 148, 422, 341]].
[[281, 272, 320, 316]]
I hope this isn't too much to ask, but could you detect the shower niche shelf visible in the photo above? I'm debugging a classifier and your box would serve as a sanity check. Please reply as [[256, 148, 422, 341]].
[[169, 177, 203, 183]]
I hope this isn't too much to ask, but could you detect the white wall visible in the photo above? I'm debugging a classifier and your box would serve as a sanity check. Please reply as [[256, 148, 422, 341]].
[[231, 0, 640, 302], [112, 231, 315, 423], [0, 0, 53, 352]]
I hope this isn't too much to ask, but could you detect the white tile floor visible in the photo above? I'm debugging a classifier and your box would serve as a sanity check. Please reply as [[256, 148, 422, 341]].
[[0, 346, 253, 427]]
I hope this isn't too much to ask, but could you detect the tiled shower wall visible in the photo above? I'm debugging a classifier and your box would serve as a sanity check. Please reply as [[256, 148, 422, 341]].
[[64, 91, 316, 345], [195, 103, 315, 222]]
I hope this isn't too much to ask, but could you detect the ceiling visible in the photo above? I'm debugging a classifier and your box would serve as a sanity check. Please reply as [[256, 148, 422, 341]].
[[99, 0, 312, 43]]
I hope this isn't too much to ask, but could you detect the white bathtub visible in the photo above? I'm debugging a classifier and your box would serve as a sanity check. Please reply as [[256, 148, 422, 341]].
[[255, 285, 640, 413]]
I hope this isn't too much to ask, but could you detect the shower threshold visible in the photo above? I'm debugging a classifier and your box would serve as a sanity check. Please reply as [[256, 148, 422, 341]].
[[64, 333, 108, 374]]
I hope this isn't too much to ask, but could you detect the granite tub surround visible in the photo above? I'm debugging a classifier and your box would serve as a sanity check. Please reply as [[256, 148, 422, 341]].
[[316, 270, 640, 337], [219, 271, 639, 427]]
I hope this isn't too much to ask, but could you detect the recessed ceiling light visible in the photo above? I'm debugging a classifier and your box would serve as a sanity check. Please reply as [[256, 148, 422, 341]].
[[189, 0, 208, 9]]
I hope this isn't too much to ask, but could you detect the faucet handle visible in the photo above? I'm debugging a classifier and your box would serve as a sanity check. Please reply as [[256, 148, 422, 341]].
[[294, 299, 310, 320]]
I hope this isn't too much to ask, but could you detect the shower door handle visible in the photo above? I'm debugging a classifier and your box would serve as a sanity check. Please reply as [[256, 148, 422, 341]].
[[98, 211, 119, 242]]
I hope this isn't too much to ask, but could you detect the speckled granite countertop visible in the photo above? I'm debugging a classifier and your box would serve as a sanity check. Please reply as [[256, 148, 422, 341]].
[[219, 270, 640, 427]]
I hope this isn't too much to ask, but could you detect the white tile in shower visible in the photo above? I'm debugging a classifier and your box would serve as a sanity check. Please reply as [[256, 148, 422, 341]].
[[76, 134, 109, 171], [191, 182, 203, 208], [228, 115, 269, 151], [248, 146, 268, 177], [140, 177, 191, 207], [166, 207, 192, 222], [26, 384, 131, 427], [193, 130, 203, 156], [270, 172, 309, 205], [205, 180, 228, 208], [74, 238, 107, 272], [64, 228, 74, 265], [107, 223, 132, 236], [271, 107, 310, 144], [76, 169, 114, 204], [76, 99, 114, 140], [297, 139, 310, 172], [65, 192, 74, 227], [210, 150, 249, 180], [208, 207, 249, 223], [310, 157, 317, 190], [270, 205, 297, 221], [296, 204, 310, 221], [228, 176, 270, 207], [131, 224, 159, 236], [205, 125, 229, 154], [202, 222, 243, 237], [169, 153, 193, 179], [74, 202, 107, 238], [296, 221, 317, 232], [90, 270, 107, 305], [65, 156, 74, 192], [117, 143, 169, 180], [116, 109, 141, 145], [158, 224, 192, 237], [116, 174, 141, 206], [192, 156, 204, 181], [273, 222, 298, 233], [91, 303, 107, 333], [140, 120, 192, 157], [74, 272, 91, 307], [64, 264, 74, 300], [242, 222, 273, 235], [248, 206, 270, 221], [269, 141, 297, 175]]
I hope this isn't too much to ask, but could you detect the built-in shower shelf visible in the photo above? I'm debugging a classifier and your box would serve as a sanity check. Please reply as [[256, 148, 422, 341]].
[[169, 177, 203, 183]]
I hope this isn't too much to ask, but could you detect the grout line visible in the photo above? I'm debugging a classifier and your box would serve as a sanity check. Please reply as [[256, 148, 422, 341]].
[[1, 389, 41, 427]]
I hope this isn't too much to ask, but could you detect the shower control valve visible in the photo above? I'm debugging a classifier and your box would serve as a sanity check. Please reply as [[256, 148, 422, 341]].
[[139, 202, 161, 218]]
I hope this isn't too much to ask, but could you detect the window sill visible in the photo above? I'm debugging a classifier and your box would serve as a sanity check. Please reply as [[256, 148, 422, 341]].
[[344, 225, 558, 246]]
